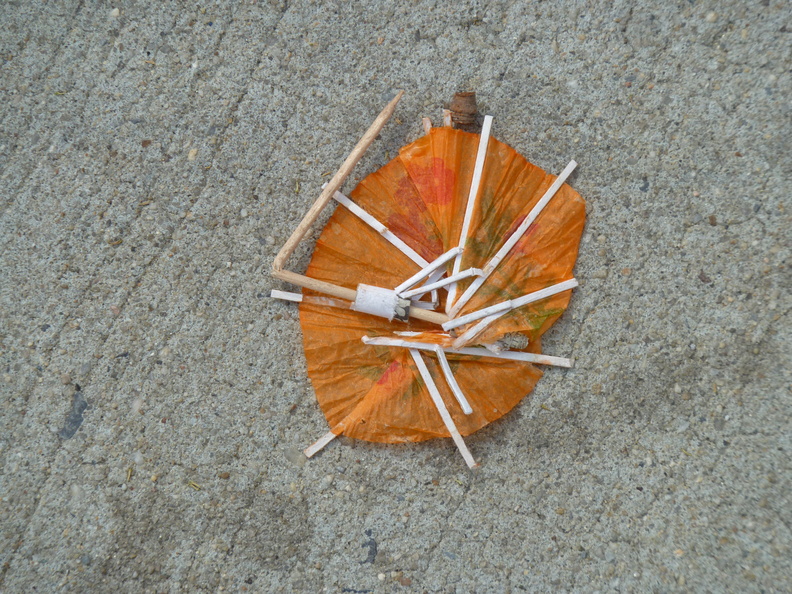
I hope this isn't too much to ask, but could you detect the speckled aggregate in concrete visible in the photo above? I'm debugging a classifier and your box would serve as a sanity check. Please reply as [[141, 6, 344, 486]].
[[0, 1, 789, 592]]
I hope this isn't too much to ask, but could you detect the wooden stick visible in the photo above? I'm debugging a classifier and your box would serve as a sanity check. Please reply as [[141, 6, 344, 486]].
[[273, 269, 449, 325], [269, 93, 455, 327], [274, 268, 358, 301], [270, 92, 449, 327], [409, 349, 478, 468], [272, 91, 404, 273], [304, 430, 338, 457]]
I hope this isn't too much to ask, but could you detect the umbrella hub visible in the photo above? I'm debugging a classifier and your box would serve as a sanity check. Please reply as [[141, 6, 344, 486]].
[[351, 284, 411, 323]]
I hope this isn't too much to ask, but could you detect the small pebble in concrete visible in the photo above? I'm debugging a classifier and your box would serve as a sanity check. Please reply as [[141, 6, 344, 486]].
[[284, 446, 306, 467]]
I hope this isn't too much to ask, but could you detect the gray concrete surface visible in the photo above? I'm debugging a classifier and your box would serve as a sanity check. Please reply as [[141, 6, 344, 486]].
[[0, 1, 789, 592]]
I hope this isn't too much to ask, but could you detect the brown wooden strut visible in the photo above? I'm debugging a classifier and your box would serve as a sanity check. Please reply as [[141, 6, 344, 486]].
[[272, 91, 449, 326]]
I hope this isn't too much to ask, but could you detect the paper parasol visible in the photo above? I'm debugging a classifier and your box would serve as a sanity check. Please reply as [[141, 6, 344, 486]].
[[272, 93, 585, 467]]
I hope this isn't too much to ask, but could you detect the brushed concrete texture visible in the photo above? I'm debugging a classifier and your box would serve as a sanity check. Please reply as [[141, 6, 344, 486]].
[[0, 1, 789, 592]]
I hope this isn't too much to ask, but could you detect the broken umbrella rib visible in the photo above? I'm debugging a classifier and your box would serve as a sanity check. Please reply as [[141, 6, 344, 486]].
[[442, 278, 580, 331], [409, 349, 478, 469], [431, 345, 473, 415], [400, 267, 446, 306], [398, 267, 483, 299], [270, 289, 303, 303], [449, 279, 579, 348], [331, 189, 429, 269], [361, 335, 573, 368], [448, 159, 578, 318], [447, 114, 494, 312], [394, 246, 461, 294], [303, 347, 478, 463]]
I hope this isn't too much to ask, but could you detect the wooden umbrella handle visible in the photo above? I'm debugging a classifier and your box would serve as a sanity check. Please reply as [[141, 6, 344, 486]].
[[272, 91, 404, 272], [270, 91, 450, 326]]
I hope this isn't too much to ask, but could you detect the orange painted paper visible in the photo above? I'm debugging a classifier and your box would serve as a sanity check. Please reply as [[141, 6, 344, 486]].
[[300, 127, 585, 443]]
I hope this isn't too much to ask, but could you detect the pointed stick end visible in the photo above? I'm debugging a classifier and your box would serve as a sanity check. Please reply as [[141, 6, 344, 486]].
[[304, 430, 338, 458]]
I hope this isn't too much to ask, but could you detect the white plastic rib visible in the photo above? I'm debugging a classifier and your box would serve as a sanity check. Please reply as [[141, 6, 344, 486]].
[[432, 345, 473, 414], [449, 160, 578, 318], [271, 289, 303, 302], [442, 300, 511, 331], [304, 430, 337, 458], [410, 299, 438, 310], [332, 190, 429, 268], [405, 268, 446, 302], [451, 279, 578, 347], [451, 312, 506, 348], [443, 278, 579, 331], [400, 268, 483, 299], [394, 247, 461, 294], [409, 349, 477, 468], [447, 115, 494, 312], [362, 336, 572, 368], [422, 117, 432, 135]]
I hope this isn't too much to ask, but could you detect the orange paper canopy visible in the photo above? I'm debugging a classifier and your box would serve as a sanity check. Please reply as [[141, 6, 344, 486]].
[[300, 127, 585, 444]]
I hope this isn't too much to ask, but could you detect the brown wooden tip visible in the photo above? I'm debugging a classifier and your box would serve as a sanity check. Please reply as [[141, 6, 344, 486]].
[[449, 92, 479, 131]]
